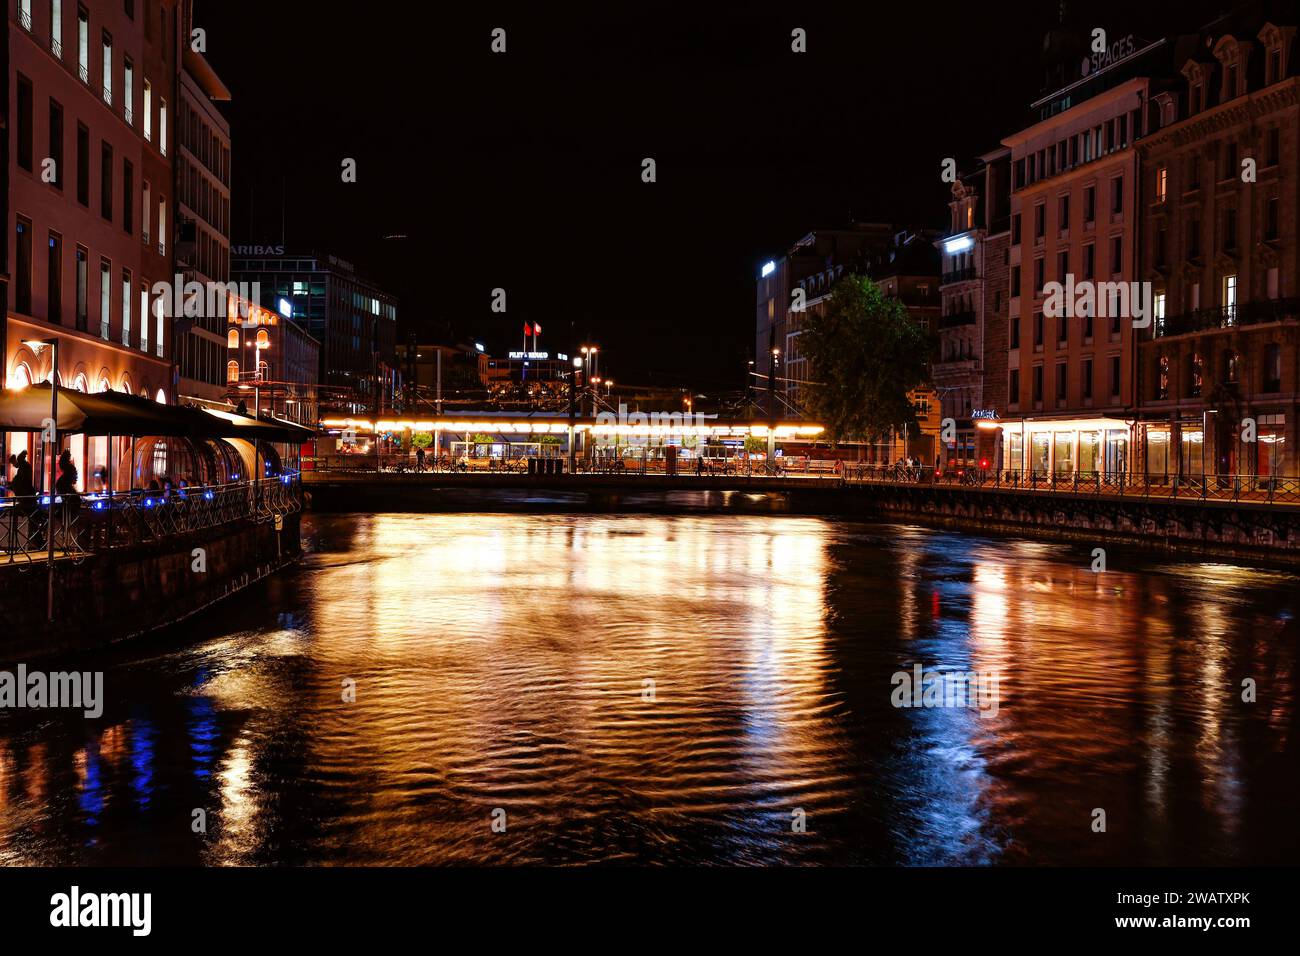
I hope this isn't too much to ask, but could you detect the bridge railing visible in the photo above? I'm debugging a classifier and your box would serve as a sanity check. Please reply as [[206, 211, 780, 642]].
[[841, 465, 1300, 504], [1, 473, 302, 565]]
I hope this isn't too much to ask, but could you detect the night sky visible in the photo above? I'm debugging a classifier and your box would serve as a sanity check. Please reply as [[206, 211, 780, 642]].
[[200, 0, 1231, 391]]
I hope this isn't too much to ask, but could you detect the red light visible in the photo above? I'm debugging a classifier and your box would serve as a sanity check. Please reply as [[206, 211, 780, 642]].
[[980, 459, 990, 469]]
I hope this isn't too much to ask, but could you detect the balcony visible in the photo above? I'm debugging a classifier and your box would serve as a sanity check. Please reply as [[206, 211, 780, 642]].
[[1157, 297, 1300, 337], [938, 310, 976, 329], [942, 267, 978, 285], [19, 6, 31, 30]]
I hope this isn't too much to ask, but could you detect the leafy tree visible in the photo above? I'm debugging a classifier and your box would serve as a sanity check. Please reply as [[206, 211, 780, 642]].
[[798, 274, 932, 445]]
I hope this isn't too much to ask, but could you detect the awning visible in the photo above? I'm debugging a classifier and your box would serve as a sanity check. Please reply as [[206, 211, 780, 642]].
[[0, 384, 315, 442], [0, 384, 192, 436]]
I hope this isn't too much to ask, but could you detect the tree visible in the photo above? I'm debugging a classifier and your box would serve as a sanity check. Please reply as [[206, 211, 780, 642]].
[[797, 274, 932, 445]]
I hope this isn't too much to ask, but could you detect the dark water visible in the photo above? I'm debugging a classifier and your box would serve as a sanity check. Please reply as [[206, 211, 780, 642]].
[[2, 512, 1298, 866]]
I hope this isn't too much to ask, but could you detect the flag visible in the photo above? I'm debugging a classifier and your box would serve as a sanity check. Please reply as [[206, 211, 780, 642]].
[[533, 323, 542, 335], [523, 322, 532, 335]]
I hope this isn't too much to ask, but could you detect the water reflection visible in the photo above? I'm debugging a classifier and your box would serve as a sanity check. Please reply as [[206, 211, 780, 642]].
[[1, 513, 1298, 865]]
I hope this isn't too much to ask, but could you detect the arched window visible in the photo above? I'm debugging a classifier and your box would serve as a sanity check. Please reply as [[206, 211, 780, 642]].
[[9, 363, 32, 391], [255, 328, 270, 349], [226, 360, 240, 383], [227, 328, 239, 349], [73, 373, 89, 393], [155, 388, 167, 404]]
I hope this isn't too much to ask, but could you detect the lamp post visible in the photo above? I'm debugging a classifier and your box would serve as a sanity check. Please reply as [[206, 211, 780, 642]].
[[23, 338, 59, 622]]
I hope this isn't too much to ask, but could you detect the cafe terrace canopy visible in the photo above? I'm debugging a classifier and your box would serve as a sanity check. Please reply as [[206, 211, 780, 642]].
[[0, 383, 314, 443]]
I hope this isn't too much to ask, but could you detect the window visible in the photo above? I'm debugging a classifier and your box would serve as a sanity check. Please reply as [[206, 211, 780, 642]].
[[1264, 343, 1281, 392], [142, 180, 151, 243], [99, 257, 111, 340], [1056, 250, 1068, 281], [47, 232, 63, 324], [227, 361, 240, 383], [1011, 264, 1021, 292], [159, 98, 167, 156], [1224, 208, 1237, 250], [1223, 274, 1238, 323], [1155, 166, 1167, 203], [75, 246, 87, 331], [1111, 176, 1123, 215], [1034, 203, 1045, 239], [1225, 351, 1239, 384], [1011, 214, 1021, 244], [48, 100, 64, 190], [19, 0, 32, 31], [1157, 355, 1170, 399], [1009, 369, 1020, 403], [1109, 356, 1121, 397], [76, 122, 89, 206], [1084, 185, 1095, 222], [123, 57, 133, 125], [121, 268, 132, 347], [1059, 195, 1070, 231], [1188, 218, 1201, 258], [158, 195, 167, 254], [123, 160, 133, 234], [1265, 197, 1279, 241], [1033, 311, 1044, 347], [227, 329, 239, 349], [14, 218, 33, 315], [1034, 258, 1044, 293], [1110, 236, 1122, 276], [77, 7, 89, 82], [102, 31, 113, 105], [101, 142, 113, 221], [1082, 358, 1093, 400], [1010, 315, 1021, 349], [1057, 312, 1067, 344], [1056, 362, 1067, 401], [1155, 223, 1166, 267], [1032, 364, 1044, 403], [1222, 141, 1237, 180], [1267, 128, 1280, 166], [140, 286, 149, 353], [155, 296, 164, 357], [1189, 353, 1203, 397], [143, 80, 152, 141], [16, 75, 33, 172], [51, 0, 63, 57], [1268, 48, 1282, 85], [1083, 243, 1095, 280], [1153, 292, 1166, 336]]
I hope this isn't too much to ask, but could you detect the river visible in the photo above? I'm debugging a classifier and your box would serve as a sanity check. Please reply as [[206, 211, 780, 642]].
[[1, 511, 1296, 865]]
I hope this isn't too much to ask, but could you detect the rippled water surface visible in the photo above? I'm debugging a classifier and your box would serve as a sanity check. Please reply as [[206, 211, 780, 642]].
[[2, 512, 1298, 865]]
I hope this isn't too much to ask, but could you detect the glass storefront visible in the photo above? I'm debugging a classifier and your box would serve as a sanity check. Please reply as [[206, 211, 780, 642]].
[[1053, 434, 1074, 475], [1079, 431, 1101, 474], [1105, 430, 1128, 477], [1007, 432, 1023, 473], [1030, 434, 1050, 476], [1180, 428, 1204, 477]]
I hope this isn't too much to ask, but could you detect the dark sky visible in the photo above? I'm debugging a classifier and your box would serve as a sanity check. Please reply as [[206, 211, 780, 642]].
[[200, 0, 1231, 392]]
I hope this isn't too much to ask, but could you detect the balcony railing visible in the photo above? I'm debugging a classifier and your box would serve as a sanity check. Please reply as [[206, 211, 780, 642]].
[[2, 474, 302, 564], [19, 6, 31, 30], [942, 267, 978, 284], [1156, 297, 1300, 337], [938, 310, 976, 329]]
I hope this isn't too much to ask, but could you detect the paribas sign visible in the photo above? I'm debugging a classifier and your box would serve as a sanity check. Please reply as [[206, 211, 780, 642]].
[[232, 244, 285, 255], [1081, 34, 1135, 76]]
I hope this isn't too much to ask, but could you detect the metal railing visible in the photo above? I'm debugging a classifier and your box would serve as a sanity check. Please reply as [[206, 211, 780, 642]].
[[841, 464, 1300, 505], [1, 473, 301, 564]]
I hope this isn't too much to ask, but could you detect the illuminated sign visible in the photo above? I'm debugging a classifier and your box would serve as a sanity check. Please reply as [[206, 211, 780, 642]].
[[972, 409, 998, 420], [278, 298, 292, 318], [943, 235, 974, 255], [508, 351, 549, 360], [760, 261, 776, 278], [231, 244, 285, 256]]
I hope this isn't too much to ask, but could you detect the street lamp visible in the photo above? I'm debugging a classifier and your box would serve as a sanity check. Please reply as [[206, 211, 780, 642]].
[[22, 337, 59, 622]]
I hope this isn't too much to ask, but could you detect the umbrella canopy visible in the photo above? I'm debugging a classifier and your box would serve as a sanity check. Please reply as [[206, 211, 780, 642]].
[[0, 383, 192, 436], [199, 407, 315, 443]]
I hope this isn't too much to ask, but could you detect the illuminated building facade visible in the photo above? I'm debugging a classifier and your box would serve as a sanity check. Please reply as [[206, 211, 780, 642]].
[[174, 0, 231, 403], [5, 0, 180, 478], [224, 292, 319, 426], [935, 148, 1011, 469], [231, 248, 398, 416], [1135, 10, 1300, 482]]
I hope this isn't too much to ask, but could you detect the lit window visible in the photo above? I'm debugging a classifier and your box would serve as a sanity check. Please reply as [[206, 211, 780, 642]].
[[143, 80, 152, 140], [1155, 166, 1167, 203]]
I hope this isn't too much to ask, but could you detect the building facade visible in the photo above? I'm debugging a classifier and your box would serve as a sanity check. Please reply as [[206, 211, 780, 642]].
[[935, 148, 1012, 468], [1136, 12, 1300, 483], [174, 0, 230, 403], [7, 0, 180, 480], [224, 291, 319, 426], [998, 39, 1170, 479], [231, 247, 397, 416]]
